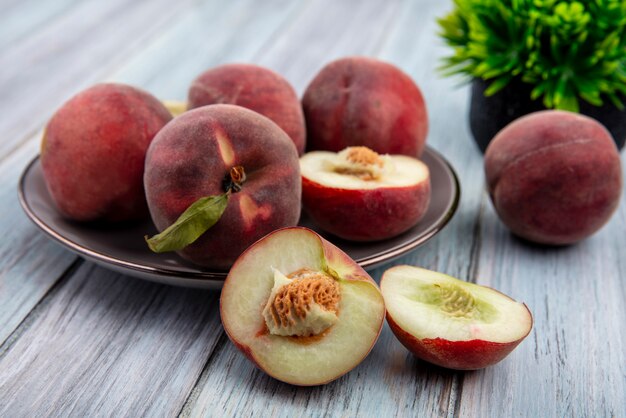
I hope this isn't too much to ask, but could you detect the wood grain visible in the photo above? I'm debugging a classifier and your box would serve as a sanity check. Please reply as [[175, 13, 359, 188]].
[[185, 324, 456, 418], [0, 0, 205, 344], [0, 263, 222, 417], [0, 0, 80, 50], [0, 0, 624, 416], [457, 183, 626, 417], [0, 140, 76, 346], [254, 0, 403, 92], [0, 0, 198, 158], [0, 0, 292, 348], [184, 1, 463, 416], [111, 0, 304, 100]]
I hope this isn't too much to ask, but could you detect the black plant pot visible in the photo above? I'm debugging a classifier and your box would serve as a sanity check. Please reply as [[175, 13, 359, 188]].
[[469, 78, 626, 153]]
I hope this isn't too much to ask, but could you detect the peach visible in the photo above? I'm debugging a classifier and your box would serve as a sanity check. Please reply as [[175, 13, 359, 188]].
[[144, 104, 301, 269], [188, 63, 306, 155], [40, 83, 172, 222], [300, 146, 431, 241], [485, 110, 623, 245], [220, 227, 385, 385], [381, 266, 533, 370], [302, 56, 428, 157]]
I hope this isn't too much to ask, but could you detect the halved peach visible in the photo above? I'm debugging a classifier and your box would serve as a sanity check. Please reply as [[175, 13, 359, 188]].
[[220, 227, 385, 386], [381, 266, 532, 370], [300, 146, 430, 241]]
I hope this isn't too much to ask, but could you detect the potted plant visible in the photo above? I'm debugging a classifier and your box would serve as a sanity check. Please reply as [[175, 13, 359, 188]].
[[438, 0, 626, 152]]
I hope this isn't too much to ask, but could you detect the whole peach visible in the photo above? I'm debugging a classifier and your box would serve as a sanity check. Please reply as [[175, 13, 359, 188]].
[[484, 110, 623, 245], [41, 83, 172, 222], [144, 104, 301, 269], [188, 63, 306, 155], [302, 56, 428, 157]]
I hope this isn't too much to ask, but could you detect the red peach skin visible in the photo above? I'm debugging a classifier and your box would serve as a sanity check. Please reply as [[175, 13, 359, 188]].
[[301, 177, 430, 241], [302, 56, 428, 157], [188, 63, 306, 155], [485, 110, 623, 245], [386, 313, 529, 370], [144, 104, 301, 269], [41, 83, 172, 222]]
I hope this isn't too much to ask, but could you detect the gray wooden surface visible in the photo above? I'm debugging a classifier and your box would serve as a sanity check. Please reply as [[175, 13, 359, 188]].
[[0, 0, 624, 416]]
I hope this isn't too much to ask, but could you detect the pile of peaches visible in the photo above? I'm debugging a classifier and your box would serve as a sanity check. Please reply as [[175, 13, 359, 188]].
[[38, 55, 622, 385]]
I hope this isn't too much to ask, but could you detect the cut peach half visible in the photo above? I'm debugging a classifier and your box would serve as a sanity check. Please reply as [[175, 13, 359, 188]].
[[300, 146, 431, 241], [381, 266, 532, 370], [220, 227, 385, 386]]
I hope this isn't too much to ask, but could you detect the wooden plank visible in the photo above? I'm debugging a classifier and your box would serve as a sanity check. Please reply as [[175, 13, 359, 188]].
[[255, 0, 405, 93], [0, 0, 261, 348], [0, 0, 198, 158], [0, 263, 222, 417], [182, 1, 467, 416], [0, 139, 76, 346], [185, 324, 456, 417], [110, 0, 305, 100], [0, 1, 310, 416], [0, 0, 206, 346], [457, 183, 626, 416], [375, 0, 485, 281], [380, 1, 626, 416], [0, 0, 80, 50]]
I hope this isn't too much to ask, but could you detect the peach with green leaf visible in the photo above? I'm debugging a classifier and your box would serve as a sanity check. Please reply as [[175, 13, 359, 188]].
[[143, 104, 301, 269]]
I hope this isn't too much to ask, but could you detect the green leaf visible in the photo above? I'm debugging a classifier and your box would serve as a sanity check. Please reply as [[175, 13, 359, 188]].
[[530, 82, 548, 100], [437, 0, 626, 111], [145, 193, 230, 253], [484, 75, 513, 96], [555, 94, 580, 112], [580, 91, 603, 106]]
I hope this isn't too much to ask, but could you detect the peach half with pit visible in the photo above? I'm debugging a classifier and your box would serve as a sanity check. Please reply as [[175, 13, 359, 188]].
[[144, 104, 301, 269], [381, 266, 533, 370], [220, 227, 385, 386], [300, 146, 431, 241]]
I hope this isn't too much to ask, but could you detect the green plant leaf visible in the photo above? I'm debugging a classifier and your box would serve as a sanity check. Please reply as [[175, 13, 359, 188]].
[[436, 0, 626, 112], [484, 75, 513, 96], [145, 193, 230, 253], [555, 94, 580, 112]]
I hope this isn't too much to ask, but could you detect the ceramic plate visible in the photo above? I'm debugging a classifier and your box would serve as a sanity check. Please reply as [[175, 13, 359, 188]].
[[18, 146, 459, 288]]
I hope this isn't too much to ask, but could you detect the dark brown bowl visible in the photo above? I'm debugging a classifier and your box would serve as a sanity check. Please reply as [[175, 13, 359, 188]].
[[18, 146, 460, 288]]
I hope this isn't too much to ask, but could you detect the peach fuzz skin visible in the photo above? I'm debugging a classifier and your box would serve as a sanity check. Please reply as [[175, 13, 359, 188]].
[[302, 56, 428, 157], [144, 105, 301, 269], [220, 227, 384, 386], [386, 311, 531, 370], [188, 63, 306, 155], [484, 110, 623, 245], [301, 177, 431, 242], [41, 83, 172, 222]]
